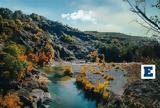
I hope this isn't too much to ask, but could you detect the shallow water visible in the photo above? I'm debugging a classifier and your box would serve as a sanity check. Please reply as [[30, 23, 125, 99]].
[[48, 77, 96, 108]]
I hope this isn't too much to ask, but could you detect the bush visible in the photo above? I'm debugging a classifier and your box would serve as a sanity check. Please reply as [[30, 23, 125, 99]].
[[15, 19, 22, 27], [63, 64, 72, 76], [4, 43, 26, 57], [0, 8, 13, 19], [60, 34, 75, 43], [1, 53, 28, 79], [0, 93, 22, 108], [13, 10, 23, 19]]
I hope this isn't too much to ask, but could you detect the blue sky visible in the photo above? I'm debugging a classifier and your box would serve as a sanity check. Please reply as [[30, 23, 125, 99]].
[[0, 0, 158, 36]]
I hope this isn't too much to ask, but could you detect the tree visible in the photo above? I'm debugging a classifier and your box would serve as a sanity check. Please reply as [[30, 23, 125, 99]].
[[13, 10, 23, 19], [0, 8, 13, 19], [124, 0, 160, 35], [0, 53, 28, 79]]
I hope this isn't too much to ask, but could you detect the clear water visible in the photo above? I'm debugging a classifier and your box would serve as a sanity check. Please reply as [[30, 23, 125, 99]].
[[48, 78, 96, 108]]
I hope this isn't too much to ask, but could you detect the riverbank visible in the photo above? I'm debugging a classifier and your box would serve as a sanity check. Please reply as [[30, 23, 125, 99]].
[[0, 68, 52, 108], [1, 61, 158, 108]]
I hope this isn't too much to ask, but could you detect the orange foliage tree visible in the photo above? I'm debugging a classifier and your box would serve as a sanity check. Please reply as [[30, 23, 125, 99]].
[[0, 93, 22, 108]]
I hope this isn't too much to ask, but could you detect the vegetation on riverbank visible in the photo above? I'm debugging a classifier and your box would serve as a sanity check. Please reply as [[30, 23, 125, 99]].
[[42, 62, 72, 75], [76, 51, 114, 99]]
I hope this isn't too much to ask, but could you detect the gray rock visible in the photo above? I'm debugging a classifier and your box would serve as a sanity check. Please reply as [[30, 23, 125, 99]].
[[123, 79, 160, 108], [29, 89, 52, 108]]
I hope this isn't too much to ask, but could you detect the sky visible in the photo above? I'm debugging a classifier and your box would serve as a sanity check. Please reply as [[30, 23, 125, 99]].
[[0, 0, 158, 36]]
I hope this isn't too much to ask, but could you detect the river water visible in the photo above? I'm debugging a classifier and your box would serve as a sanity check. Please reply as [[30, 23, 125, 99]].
[[48, 63, 127, 108], [48, 77, 96, 108]]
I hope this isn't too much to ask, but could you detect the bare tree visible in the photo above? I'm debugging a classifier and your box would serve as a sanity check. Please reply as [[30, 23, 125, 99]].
[[124, 0, 160, 35]]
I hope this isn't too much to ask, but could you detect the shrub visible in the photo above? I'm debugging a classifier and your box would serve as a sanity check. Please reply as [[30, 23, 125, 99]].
[[13, 10, 23, 19], [15, 19, 22, 26], [104, 74, 114, 80], [8, 20, 16, 27], [0, 33, 9, 42], [80, 65, 88, 74], [63, 64, 72, 76], [60, 34, 75, 43], [0, 8, 13, 19], [0, 93, 22, 108], [103, 91, 109, 98], [28, 49, 54, 66], [4, 43, 26, 57], [1, 53, 28, 79]]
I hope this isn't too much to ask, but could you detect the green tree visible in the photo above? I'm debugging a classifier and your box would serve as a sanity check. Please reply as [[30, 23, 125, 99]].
[[0, 53, 28, 79], [13, 10, 23, 19]]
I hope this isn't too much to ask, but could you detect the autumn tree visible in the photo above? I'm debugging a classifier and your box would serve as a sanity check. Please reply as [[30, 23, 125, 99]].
[[1, 43, 34, 79], [0, 93, 22, 108]]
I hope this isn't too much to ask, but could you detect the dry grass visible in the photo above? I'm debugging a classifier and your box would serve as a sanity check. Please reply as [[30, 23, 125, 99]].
[[123, 63, 141, 83], [105, 63, 141, 83]]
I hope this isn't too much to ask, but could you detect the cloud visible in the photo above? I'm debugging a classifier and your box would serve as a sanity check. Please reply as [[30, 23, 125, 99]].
[[61, 10, 96, 24], [66, 0, 150, 36]]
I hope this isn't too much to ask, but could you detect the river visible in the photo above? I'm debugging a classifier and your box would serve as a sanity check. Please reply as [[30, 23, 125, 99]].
[[48, 76, 96, 108], [48, 62, 128, 108]]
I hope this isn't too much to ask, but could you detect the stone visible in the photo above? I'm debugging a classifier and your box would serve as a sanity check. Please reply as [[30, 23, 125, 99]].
[[123, 79, 160, 108]]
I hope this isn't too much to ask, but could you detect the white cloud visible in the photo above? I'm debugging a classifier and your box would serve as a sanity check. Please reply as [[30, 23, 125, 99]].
[[61, 10, 96, 24], [65, 0, 151, 36]]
